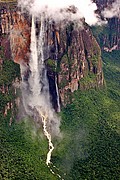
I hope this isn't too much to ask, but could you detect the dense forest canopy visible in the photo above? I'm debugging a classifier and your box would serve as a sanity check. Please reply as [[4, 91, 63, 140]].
[[0, 1, 120, 179]]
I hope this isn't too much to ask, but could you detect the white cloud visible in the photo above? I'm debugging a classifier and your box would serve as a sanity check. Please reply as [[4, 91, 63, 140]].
[[18, 0, 101, 25], [102, 0, 120, 18]]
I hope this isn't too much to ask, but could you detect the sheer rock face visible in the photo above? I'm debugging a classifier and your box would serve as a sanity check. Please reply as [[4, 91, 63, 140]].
[[95, 0, 120, 50], [0, 5, 104, 106], [0, 3, 30, 64], [10, 12, 30, 64], [54, 25, 104, 105]]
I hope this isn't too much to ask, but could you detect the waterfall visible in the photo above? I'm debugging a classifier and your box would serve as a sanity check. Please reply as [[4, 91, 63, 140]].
[[55, 76, 60, 112], [37, 15, 55, 165], [20, 15, 61, 167], [55, 35, 61, 112], [29, 15, 39, 98]]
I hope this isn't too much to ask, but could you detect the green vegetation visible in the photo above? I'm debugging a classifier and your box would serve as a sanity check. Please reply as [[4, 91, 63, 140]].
[[0, 46, 20, 86], [91, 25, 110, 48], [0, 57, 20, 113], [0, 50, 120, 179], [0, 60, 20, 86], [80, 72, 97, 88], [46, 59, 61, 73], [53, 50, 120, 179], [46, 59, 56, 70], [0, 113, 57, 179], [89, 54, 99, 66], [88, 37, 101, 67], [58, 54, 69, 88], [91, 24, 119, 49], [0, 53, 57, 179]]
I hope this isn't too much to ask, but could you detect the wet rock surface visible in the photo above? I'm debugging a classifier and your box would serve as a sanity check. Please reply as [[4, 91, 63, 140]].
[[0, 4, 104, 107]]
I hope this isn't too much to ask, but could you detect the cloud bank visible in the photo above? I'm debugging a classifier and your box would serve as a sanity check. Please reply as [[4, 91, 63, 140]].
[[102, 0, 120, 18], [18, 0, 101, 25]]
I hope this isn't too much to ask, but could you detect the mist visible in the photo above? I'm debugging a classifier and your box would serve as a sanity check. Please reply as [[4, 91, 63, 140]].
[[18, 0, 101, 25], [102, 0, 120, 18]]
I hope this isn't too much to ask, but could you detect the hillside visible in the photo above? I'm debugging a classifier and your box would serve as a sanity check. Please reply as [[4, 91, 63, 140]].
[[94, 0, 120, 50], [0, 1, 120, 180], [0, 50, 120, 179], [56, 50, 120, 179]]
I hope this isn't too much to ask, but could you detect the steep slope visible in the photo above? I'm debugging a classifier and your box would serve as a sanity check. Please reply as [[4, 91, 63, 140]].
[[0, 4, 104, 108], [0, 2, 120, 180], [53, 50, 120, 179], [0, 50, 119, 180], [94, 0, 120, 50]]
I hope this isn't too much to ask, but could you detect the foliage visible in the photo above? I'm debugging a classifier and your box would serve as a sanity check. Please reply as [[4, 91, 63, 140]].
[[0, 46, 120, 179], [0, 114, 57, 180], [91, 25, 110, 48], [0, 60, 20, 86], [0, 57, 20, 112], [52, 50, 120, 179], [89, 54, 99, 66], [46, 59, 56, 69], [80, 72, 97, 87], [0, 55, 57, 179]]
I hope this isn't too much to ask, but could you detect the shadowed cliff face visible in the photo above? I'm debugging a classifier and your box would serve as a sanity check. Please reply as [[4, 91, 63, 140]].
[[0, 6, 104, 107], [53, 24, 104, 105], [94, 0, 120, 50]]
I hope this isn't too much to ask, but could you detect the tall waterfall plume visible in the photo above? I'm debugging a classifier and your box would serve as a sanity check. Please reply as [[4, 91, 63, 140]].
[[55, 36, 61, 112], [20, 15, 61, 166]]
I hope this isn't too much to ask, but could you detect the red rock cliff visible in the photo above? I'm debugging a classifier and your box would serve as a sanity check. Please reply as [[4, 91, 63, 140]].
[[0, 4, 104, 107]]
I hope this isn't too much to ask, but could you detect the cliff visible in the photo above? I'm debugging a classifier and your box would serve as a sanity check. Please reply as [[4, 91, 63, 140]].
[[0, 3, 104, 107], [54, 24, 104, 105], [94, 0, 120, 50]]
